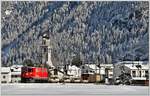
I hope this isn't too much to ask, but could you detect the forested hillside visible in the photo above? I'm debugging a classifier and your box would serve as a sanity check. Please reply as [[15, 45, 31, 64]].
[[1, 1, 149, 66]]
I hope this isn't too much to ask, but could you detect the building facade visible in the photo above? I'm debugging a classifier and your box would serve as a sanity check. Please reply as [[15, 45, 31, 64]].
[[1, 67, 11, 83], [114, 61, 149, 85], [10, 65, 23, 83], [67, 65, 81, 78], [80, 64, 113, 82]]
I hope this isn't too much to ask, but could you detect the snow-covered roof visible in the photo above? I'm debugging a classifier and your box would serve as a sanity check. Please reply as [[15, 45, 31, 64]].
[[1, 67, 11, 73], [88, 64, 99, 69], [117, 61, 148, 65], [68, 65, 80, 70], [84, 64, 113, 69], [10, 65, 23, 72], [100, 64, 113, 67], [11, 65, 23, 68], [125, 64, 149, 70], [81, 64, 99, 70]]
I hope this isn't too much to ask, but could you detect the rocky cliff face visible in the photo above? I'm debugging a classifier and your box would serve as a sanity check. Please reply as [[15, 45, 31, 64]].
[[1, 1, 149, 66]]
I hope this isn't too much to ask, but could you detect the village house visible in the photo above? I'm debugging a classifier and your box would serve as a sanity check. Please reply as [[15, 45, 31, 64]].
[[1, 67, 11, 83], [67, 65, 81, 78], [67, 65, 81, 82], [80, 63, 113, 83], [113, 61, 149, 85], [50, 65, 81, 83], [10, 65, 23, 83]]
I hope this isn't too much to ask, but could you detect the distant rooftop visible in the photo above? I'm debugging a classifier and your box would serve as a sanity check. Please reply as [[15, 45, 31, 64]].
[[117, 61, 148, 64]]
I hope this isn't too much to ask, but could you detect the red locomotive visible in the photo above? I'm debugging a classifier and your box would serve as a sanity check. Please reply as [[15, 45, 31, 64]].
[[21, 67, 49, 83]]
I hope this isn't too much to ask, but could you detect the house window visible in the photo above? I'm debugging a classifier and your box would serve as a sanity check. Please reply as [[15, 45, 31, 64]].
[[109, 74, 113, 77], [11, 75, 14, 78], [86, 70, 88, 73], [145, 70, 149, 77], [132, 71, 136, 77], [11, 69, 14, 72], [82, 66, 84, 69], [3, 76, 6, 79], [139, 71, 142, 77], [42, 40, 46, 45], [54, 69, 58, 75], [43, 48, 47, 52]]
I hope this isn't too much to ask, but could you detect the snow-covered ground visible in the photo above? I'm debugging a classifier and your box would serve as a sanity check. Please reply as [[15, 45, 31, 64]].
[[1, 83, 149, 96]]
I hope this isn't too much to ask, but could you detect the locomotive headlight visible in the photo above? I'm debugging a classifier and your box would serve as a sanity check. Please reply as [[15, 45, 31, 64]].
[[26, 73, 28, 76]]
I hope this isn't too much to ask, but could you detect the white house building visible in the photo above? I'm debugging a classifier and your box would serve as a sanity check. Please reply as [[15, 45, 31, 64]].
[[67, 65, 81, 78], [80, 64, 113, 77], [48, 68, 64, 83], [10, 65, 23, 83], [1, 67, 11, 83], [80, 64, 113, 82], [124, 61, 148, 81], [114, 61, 149, 85]]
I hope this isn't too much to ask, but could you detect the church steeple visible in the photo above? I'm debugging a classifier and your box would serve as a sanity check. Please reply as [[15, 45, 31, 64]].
[[41, 33, 54, 68]]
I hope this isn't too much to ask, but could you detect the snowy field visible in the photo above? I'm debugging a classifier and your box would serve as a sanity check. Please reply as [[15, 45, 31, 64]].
[[1, 83, 149, 96]]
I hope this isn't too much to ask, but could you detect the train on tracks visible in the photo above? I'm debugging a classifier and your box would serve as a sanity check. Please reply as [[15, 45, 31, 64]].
[[21, 67, 48, 83]]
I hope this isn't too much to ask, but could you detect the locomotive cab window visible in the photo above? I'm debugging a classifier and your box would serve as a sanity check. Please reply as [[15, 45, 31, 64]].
[[28, 68, 33, 72]]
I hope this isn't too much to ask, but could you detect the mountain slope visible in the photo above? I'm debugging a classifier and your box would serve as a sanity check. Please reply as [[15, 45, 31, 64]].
[[1, 1, 149, 66]]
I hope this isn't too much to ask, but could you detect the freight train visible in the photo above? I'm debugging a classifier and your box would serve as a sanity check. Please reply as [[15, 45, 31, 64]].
[[21, 67, 48, 83]]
